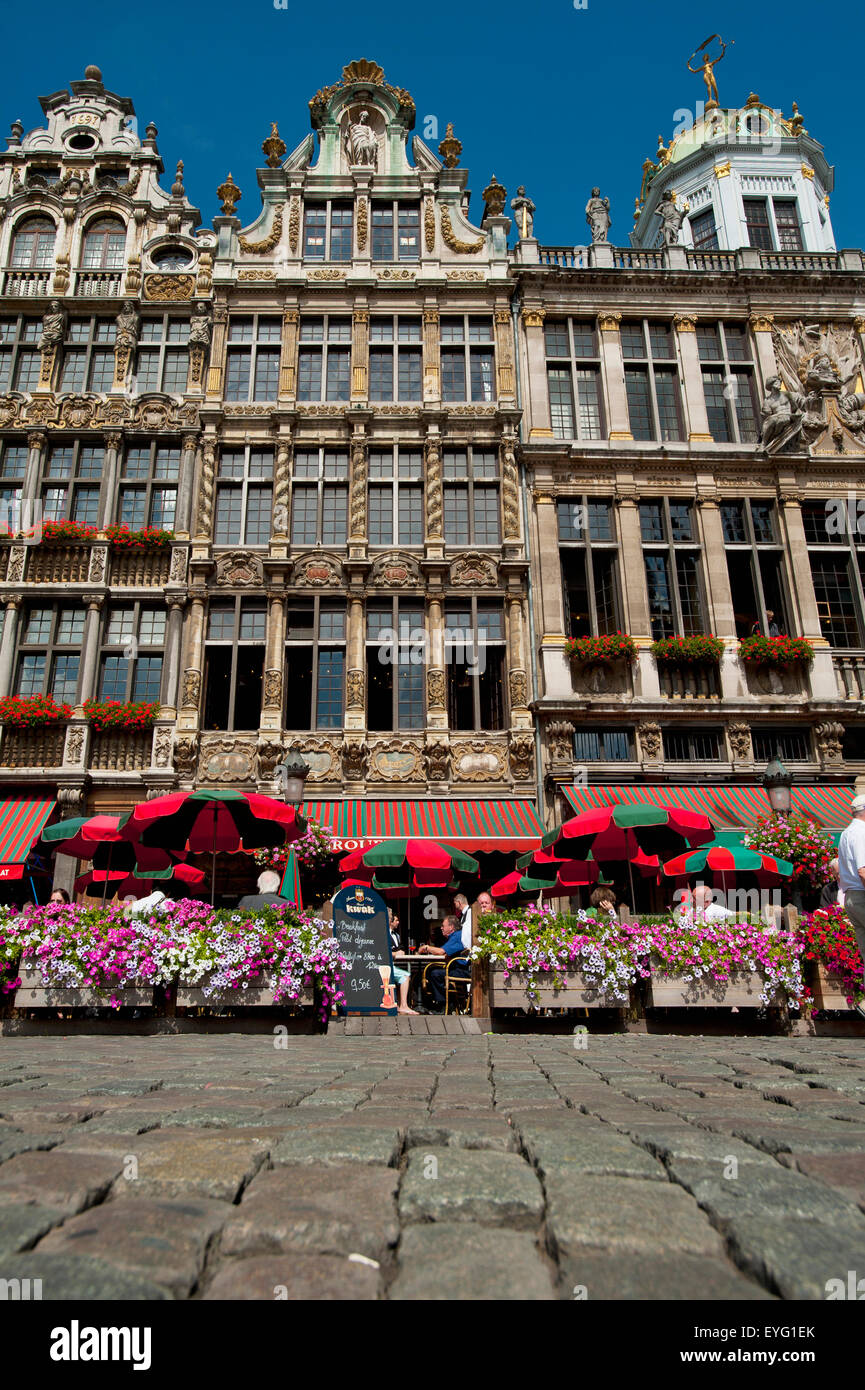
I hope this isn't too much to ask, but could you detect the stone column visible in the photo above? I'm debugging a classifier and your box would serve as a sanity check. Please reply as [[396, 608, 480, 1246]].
[[426, 595, 447, 732], [279, 308, 299, 400], [77, 594, 105, 708], [205, 305, 228, 400], [779, 493, 837, 701], [98, 431, 122, 528], [345, 596, 365, 733], [697, 498, 741, 700], [422, 308, 440, 402], [273, 436, 291, 541], [159, 595, 186, 715], [749, 313, 778, 392], [22, 431, 46, 503], [494, 307, 515, 402], [261, 592, 286, 733], [674, 313, 712, 442], [533, 490, 569, 699], [175, 433, 199, 537], [0, 597, 21, 698], [351, 309, 369, 402], [507, 595, 531, 728], [597, 312, 632, 440], [194, 437, 217, 540], [712, 161, 740, 247], [349, 434, 368, 558], [521, 307, 552, 439], [178, 587, 207, 732], [424, 433, 443, 560]]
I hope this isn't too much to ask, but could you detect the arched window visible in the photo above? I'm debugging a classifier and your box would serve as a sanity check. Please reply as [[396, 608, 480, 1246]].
[[81, 217, 126, 271], [10, 218, 56, 270]]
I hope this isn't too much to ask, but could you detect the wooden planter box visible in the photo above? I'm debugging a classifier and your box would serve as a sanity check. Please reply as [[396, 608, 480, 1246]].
[[176, 974, 315, 1009], [13, 967, 155, 1010], [810, 963, 856, 1011], [489, 966, 625, 1010], [647, 968, 781, 1008]]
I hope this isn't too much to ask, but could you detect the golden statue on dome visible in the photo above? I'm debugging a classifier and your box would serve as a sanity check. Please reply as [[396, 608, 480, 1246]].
[[687, 35, 733, 110]]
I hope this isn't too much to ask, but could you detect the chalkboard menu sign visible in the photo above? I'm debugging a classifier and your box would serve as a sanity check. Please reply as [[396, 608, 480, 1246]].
[[332, 883, 397, 1015]]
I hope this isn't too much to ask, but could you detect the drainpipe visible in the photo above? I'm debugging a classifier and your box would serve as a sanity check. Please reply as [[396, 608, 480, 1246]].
[[511, 289, 546, 821]]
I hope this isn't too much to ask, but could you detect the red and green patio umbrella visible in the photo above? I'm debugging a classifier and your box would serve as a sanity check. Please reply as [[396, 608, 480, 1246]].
[[129, 789, 305, 904], [74, 861, 206, 899], [662, 843, 794, 890], [491, 859, 600, 901], [542, 803, 714, 863], [40, 813, 177, 903], [338, 838, 479, 893]]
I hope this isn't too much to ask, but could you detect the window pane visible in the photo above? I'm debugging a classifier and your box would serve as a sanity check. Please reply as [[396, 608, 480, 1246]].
[[644, 554, 674, 638], [89, 350, 115, 392], [696, 324, 722, 361], [750, 502, 775, 544], [469, 350, 494, 402], [548, 367, 575, 439], [321, 485, 347, 544], [397, 206, 420, 261], [773, 200, 802, 251], [544, 321, 570, 357], [119, 489, 146, 528], [703, 370, 732, 441], [153, 483, 178, 527], [690, 209, 718, 249], [676, 552, 704, 634], [397, 663, 424, 727], [732, 370, 758, 443], [721, 503, 747, 544], [72, 488, 99, 524], [368, 484, 393, 546], [369, 349, 394, 401], [639, 503, 664, 542], [620, 325, 645, 358], [225, 349, 251, 401], [473, 487, 500, 544], [668, 503, 692, 541], [744, 199, 773, 250], [325, 349, 350, 401], [330, 205, 353, 261], [398, 485, 423, 545], [441, 349, 466, 402], [253, 348, 280, 400], [60, 350, 87, 392], [397, 349, 421, 401], [297, 349, 322, 401], [214, 488, 242, 544], [810, 555, 861, 647], [132, 656, 162, 701], [654, 369, 682, 441], [17, 653, 45, 695], [162, 348, 188, 393], [575, 368, 603, 439], [100, 656, 128, 700], [316, 649, 344, 727], [625, 368, 653, 440], [245, 486, 272, 545], [371, 206, 394, 260], [443, 486, 469, 544], [303, 207, 326, 259], [51, 654, 79, 704]]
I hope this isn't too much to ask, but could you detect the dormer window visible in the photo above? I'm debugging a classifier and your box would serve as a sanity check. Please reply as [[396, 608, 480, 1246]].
[[151, 246, 193, 271], [744, 197, 803, 253], [10, 218, 56, 270], [689, 208, 718, 250]]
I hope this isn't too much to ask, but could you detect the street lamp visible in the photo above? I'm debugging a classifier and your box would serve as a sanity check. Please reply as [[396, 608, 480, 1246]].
[[763, 752, 792, 816], [274, 751, 310, 811]]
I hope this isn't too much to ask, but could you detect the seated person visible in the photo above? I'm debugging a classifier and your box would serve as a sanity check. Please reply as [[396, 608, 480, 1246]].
[[589, 886, 617, 918], [417, 913, 470, 1011], [238, 870, 285, 909], [388, 908, 417, 1016], [678, 883, 733, 921]]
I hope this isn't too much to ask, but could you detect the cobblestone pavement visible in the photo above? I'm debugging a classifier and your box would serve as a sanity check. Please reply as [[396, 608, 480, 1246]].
[[1, 1033, 864, 1300]]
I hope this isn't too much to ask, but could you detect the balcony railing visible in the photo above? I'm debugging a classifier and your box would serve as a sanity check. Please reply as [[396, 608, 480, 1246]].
[[538, 247, 586, 268], [685, 250, 737, 271], [658, 663, 721, 700], [3, 269, 52, 297], [27, 545, 91, 584], [833, 653, 865, 701], [109, 549, 171, 587], [758, 251, 841, 272], [534, 247, 854, 274], [613, 248, 665, 269], [89, 730, 151, 772], [74, 270, 122, 297], [0, 727, 66, 768]]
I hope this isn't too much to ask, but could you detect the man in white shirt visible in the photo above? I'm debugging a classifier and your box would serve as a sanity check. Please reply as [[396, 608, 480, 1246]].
[[453, 892, 472, 950], [837, 794, 865, 1017]]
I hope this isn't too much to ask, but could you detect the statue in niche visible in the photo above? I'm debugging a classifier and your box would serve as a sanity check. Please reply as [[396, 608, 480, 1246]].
[[188, 302, 213, 348], [344, 109, 379, 168], [115, 299, 139, 350], [39, 299, 66, 349], [585, 188, 611, 243]]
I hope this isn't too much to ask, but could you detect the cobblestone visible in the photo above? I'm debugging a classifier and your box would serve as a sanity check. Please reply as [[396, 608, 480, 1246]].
[[0, 1033, 862, 1298]]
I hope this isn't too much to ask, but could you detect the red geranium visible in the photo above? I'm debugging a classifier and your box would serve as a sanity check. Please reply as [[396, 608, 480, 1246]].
[[83, 699, 160, 733], [104, 526, 174, 550], [0, 694, 72, 728]]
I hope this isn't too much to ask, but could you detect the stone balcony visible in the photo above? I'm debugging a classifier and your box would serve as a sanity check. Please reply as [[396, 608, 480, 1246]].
[[89, 730, 152, 772], [26, 545, 92, 584], [0, 726, 66, 768], [109, 548, 171, 587], [2, 269, 52, 297]]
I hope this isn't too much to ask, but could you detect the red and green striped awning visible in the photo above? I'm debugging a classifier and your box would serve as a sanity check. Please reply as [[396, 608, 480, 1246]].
[[0, 799, 55, 880], [562, 784, 855, 829], [304, 799, 544, 852]]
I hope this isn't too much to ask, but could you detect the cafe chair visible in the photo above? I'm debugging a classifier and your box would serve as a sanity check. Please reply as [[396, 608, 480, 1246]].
[[420, 953, 471, 1015]]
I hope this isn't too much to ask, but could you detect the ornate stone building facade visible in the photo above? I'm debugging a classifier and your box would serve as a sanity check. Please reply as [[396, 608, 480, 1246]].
[[0, 59, 862, 882]]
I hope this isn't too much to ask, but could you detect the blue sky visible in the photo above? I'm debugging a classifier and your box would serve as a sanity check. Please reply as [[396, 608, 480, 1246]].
[[4, 0, 862, 248]]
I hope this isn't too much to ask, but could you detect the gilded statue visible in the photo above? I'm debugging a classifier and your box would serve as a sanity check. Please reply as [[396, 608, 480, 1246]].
[[687, 35, 732, 109]]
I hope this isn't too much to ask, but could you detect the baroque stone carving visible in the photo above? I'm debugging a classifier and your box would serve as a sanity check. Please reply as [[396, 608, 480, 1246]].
[[815, 721, 844, 764], [196, 440, 216, 537], [173, 736, 197, 779], [288, 198, 300, 252], [424, 198, 435, 252], [427, 669, 446, 709], [342, 740, 369, 781], [239, 204, 284, 254], [346, 669, 365, 710], [254, 740, 284, 781], [349, 439, 367, 538], [143, 274, 195, 301], [509, 734, 534, 781], [182, 669, 201, 710], [501, 438, 520, 539], [292, 553, 343, 587], [369, 552, 421, 588], [6, 548, 25, 583], [450, 553, 497, 587], [367, 740, 425, 783], [510, 187, 535, 239], [453, 741, 506, 782], [424, 436, 443, 539], [214, 550, 264, 587], [728, 723, 753, 760], [263, 670, 283, 709], [0, 393, 24, 428], [637, 722, 663, 761], [424, 741, 451, 782], [64, 726, 85, 765], [199, 736, 256, 784], [548, 721, 575, 765], [153, 726, 172, 768], [356, 196, 368, 252], [440, 206, 484, 254], [509, 670, 528, 709], [286, 738, 340, 782], [169, 547, 187, 583], [88, 547, 107, 584]]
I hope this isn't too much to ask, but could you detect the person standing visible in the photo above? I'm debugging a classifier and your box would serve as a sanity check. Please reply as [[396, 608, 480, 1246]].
[[453, 892, 472, 949], [837, 795, 865, 1018]]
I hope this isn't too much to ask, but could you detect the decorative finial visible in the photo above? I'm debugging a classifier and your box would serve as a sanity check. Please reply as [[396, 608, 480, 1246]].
[[744, 92, 761, 108], [171, 160, 185, 198], [262, 122, 286, 169], [84, 64, 103, 82], [144, 122, 158, 144], [790, 102, 806, 136], [438, 122, 462, 169], [8, 119, 23, 146], [633, 197, 642, 223], [217, 172, 242, 217], [481, 175, 507, 220], [656, 134, 670, 166]]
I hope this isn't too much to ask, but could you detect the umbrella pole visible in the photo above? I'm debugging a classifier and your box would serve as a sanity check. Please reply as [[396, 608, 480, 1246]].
[[211, 803, 217, 908], [627, 857, 636, 914], [29, 875, 38, 906], [101, 843, 112, 907]]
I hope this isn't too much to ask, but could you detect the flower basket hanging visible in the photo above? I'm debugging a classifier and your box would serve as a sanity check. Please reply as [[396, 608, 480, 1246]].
[[0, 694, 72, 728], [650, 635, 725, 665], [104, 525, 174, 550], [738, 635, 815, 667], [83, 700, 160, 733], [565, 633, 638, 664]]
